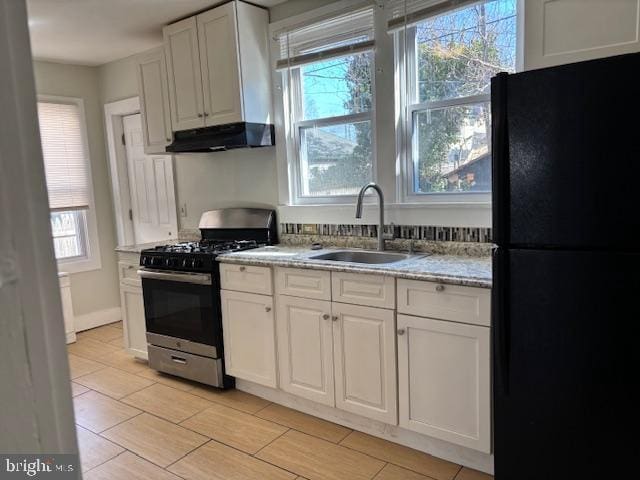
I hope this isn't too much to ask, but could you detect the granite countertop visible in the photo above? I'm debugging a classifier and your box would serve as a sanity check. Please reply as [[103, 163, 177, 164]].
[[217, 245, 492, 288]]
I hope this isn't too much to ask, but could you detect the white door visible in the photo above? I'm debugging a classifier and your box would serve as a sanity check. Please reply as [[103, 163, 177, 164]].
[[163, 16, 205, 131], [277, 295, 334, 406], [221, 290, 277, 387], [332, 303, 397, 424], [397, 314, 491, 453], [120, 283, 147, 360], [122, 114, 177, 244], [136, 47, 172, 153], [197, 2, 243, 126]]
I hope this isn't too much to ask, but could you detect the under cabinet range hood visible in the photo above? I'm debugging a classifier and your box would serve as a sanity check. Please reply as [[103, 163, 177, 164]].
[[165, 122, 275, 153]]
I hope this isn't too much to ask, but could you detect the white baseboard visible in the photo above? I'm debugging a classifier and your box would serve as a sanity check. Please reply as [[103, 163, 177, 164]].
[[65, 332, 77, 344], [74, 307, 122, 332], [236, 379, 494, 475]]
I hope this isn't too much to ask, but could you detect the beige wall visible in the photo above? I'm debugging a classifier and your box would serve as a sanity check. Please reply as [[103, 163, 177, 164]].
[[33, 61, 120, 317]]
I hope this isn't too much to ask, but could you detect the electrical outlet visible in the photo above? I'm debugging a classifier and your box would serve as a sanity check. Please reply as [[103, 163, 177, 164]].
[[179, 203, 188, 218]]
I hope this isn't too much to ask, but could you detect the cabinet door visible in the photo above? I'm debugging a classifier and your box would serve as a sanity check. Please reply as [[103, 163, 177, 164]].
[[163, 16, 205, 131], [120, 283, 147, 360], [332, 303, 397, 424], [135, 47, 172, 153], [221, 290, 277, 387], [277, 295, 334, 406], [525, 0, 640, 70], [197, 2, 243, 126], [397, 314, 490, 453]]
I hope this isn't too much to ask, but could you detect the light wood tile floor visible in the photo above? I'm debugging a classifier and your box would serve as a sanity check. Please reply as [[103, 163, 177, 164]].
[[70, 322, 493, 479]]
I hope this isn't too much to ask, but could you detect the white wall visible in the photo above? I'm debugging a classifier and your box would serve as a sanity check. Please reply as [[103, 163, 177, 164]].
[[33, 61, 121, 318]]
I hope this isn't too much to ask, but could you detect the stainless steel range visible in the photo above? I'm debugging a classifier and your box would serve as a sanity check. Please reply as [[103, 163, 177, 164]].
[[138, 208, 277, 388]]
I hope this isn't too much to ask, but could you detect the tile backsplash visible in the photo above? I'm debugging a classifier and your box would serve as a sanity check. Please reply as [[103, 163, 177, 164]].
[[281, 223, 492, 243]]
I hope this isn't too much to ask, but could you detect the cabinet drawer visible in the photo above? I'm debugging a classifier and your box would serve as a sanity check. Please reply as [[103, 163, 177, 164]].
[[275, 267, 331, 300], [220, 263, 272, 295], [118, 261, 141, 286], [332, 272, 395, 309], [397, 279, 490, 326]]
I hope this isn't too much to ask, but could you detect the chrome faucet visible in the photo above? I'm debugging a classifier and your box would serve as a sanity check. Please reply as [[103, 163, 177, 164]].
[[355, 182, 387, 251]]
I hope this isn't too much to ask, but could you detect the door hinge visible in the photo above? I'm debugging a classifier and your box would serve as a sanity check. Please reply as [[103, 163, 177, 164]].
[[128, 209, 133, 221], [121, 133, 126, 145]]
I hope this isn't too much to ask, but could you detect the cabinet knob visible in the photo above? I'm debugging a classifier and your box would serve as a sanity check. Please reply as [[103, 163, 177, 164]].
[[332, 315, 338, 322], [435, 284, 445, 292], [197, 113, 203, 118], [239, 266, 246, 272], [322, 314, 330, 320], [397, 328, 405, 336], [204, 112, 209, 117], [166, 137, 171, 142], [265, 306, 272, 312]]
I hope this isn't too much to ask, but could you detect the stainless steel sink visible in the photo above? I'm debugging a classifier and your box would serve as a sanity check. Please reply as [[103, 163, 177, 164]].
[[309, 250, 413, 264]]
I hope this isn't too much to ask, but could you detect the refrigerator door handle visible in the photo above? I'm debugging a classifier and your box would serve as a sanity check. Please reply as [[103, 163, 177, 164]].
[[493, 247, 510, 394]]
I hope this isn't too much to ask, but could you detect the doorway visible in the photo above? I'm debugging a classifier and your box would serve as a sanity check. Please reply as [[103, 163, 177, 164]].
[[104, 97, 178, 246]]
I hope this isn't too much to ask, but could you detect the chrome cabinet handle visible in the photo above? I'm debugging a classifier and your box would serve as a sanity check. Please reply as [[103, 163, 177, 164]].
[[397, 328, 405, 335], [265, 306, 272, 312], [239, 266, 246, 272], [435, 284, 445, 292], [322, 314, 330, 320]]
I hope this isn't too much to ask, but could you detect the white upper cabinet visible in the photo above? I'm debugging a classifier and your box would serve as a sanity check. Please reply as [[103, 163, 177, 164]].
[[197, 3, 243, 126], [525, 0, 640, 70], [163, 16, 205, 131], [163, 1, 271, 132], [135, 47, 172, 154]]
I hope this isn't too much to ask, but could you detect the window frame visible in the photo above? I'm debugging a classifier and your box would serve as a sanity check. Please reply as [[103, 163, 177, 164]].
[[395, 2, 517, 205], [281, 39, 378, 206], [38, 95, 101, 274]]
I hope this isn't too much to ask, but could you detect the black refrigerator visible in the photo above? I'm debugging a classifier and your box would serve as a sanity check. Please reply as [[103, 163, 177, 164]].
[[491, 53, 639, 479]]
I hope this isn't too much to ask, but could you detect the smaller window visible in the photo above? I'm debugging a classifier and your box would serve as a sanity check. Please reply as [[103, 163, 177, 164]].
[[276, 6, 376, 204], [50, 210, 88, 261], [38, 96, 100, 273]]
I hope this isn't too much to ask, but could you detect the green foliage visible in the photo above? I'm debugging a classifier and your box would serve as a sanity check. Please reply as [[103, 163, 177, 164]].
[[307, 54, 373, 195]]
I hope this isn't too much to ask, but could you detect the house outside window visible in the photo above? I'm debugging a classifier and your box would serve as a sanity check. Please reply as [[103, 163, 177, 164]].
[[275, 6, 376, 205], [393, 0, 517, 200], [37, 96, 101, 272]]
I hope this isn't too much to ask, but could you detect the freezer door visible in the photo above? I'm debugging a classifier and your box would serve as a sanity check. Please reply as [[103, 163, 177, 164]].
[[493, 248, 638, 479], [492, 53, 640, 249]]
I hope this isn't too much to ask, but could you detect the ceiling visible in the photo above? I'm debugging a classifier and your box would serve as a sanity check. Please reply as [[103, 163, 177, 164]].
[[27, 0, 287, 66]]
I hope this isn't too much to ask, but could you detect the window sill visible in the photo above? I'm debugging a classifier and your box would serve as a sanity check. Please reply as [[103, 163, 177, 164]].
[[56, 255, 102, 275]]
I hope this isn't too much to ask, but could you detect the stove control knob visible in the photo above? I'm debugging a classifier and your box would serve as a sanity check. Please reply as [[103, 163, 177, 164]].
[[150, 257, 160, 266], [140, 256, 148, 266], [165, 258, 174, 268], [194, 259, 204, 269], [182, 258, 189, 268]]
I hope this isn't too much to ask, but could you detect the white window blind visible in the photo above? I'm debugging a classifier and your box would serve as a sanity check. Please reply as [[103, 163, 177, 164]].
[[37, 101, 91, 211], [275, 5, 375, 70], [387, 0, 481, 31]]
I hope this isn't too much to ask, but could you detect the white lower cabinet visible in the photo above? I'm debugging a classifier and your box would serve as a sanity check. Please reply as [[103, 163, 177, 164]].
[[120, 283, 147, 359], [332, 303, 397, 424], [276, 295, 334, 406], [221, 290, 277, 388], [397, 314, 491, 453]]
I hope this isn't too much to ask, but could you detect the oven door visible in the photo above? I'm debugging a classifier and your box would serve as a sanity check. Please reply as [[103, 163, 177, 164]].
[[138, 269, 221, 353]]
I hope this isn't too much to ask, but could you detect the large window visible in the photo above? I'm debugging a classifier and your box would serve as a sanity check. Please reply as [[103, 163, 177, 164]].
[[276, 7, 376, 204], [398, 0, 517, 197], [38, 97, 100, 271]]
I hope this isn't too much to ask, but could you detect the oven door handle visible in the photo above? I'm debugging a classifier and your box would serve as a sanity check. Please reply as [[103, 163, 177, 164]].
[[137, 269, 212, 285]]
